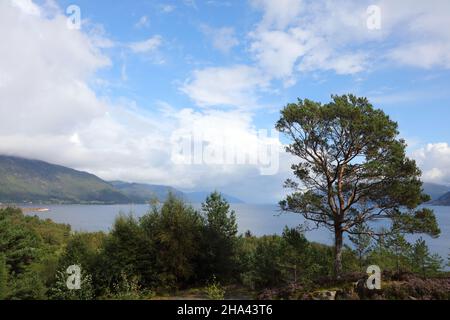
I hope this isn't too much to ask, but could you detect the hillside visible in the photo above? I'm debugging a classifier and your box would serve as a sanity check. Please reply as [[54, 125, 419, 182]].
[[0, 155, 129, 204], [0, 156, 244, 204], [109, 181, 184, 203], [183, 191, 244, 204], [111, 181, 244, 204], [422, 182, 450, 201], [431, 192, 450, 206]]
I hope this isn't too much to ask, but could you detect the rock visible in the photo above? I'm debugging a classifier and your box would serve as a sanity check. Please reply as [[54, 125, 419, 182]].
[[355, 277, 383, 299], [335, 289, 359, 300], [310, 290, 337, 300]]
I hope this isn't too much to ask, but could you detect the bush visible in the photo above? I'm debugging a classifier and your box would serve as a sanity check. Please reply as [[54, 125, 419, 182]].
[[8, 271, 47, 300], [0, 207, 70, 300], [258, 282, 305, 300], [0, 254, 8, 299], [102, 272, 153, 300], [47, 267, 94, 300], [199, 192, 239, 282], [383, 276, 450, 300], [205, 275, 225, 300]]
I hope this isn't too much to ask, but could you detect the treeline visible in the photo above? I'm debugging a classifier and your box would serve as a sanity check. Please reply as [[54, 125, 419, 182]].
[[0, 192, 447, 300]]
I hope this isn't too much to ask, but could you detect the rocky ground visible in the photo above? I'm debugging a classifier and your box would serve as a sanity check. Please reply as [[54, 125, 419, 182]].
[[257, 272, 450, 300], [150, 272, 449, 300]]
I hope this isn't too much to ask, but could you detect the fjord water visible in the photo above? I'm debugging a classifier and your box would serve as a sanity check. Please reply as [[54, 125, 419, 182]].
[[24, 204, 449, 260]]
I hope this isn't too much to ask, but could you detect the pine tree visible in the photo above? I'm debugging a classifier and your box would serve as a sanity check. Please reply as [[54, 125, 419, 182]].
[[348, 223, 372, 271], [410, 238, 443, 277], [48, 266, 94, 300], [280, 227, 311, 283], [386, 229, 412, 273], [0, 254, 8, 299], [276, 95, 440, 278], [201, 191, 238, 281]]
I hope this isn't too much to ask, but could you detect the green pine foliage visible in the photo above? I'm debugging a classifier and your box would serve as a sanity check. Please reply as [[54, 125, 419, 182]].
[[410, 238, 443, 277], [200, 191, 239, 282], [348, 223, 373, 271], [0, 254, 8, 299], [48, 267, 94, 300], [205, 275, 226, 300], [0, 189, 446, 300], [276, 94, 440, 277]]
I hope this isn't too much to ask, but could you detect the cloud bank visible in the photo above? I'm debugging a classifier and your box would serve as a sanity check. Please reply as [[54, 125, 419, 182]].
[[1, 0, 450, 203], [0, 0, 287, 203]]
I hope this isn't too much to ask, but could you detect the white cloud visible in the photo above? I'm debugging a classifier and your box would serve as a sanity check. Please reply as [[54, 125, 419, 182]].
[[86, 24, 116, 49], [0, 0, 110, 136], [299, 50, 368, 75], [206, 1, 232, 7], [11, 0, 41, 16], [180, 65, 269, 108], [377, 0, 450, 69], [6, 0, 450, 204], [160, 4, 176, 13], [0, 1, 286, 203], [201, 25, 239, 54], [135, 15, 150, 29], [180, 1, 450, 112], [250, 0, 303, 29], [120, 64, 128, 82], [388, 42, 450, 69], [249, 28, 307, 80], [128, 36, 162, 53], [248, 1, 370, 83], [248, 0, 450, 84], [183, 0, 197, 9], [412, 143, 450, 184]]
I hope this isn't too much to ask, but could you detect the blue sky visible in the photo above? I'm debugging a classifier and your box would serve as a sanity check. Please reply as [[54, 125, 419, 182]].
[[1, 0, 450, 202], [58, 0, 450, 141]]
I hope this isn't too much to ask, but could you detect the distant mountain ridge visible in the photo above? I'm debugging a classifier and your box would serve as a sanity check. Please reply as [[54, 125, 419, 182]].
[[422, 182, 450, 201], [0, 155, 128, 204], [0, 155, 244, 204], [109, 181, 184, 203], [182, 191, 245, 204], [430, 191, 450, 206], [420, 182, 450, 206]]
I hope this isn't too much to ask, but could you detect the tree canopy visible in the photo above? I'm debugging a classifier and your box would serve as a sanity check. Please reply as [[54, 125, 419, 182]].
[[276, 94, 440, 277]]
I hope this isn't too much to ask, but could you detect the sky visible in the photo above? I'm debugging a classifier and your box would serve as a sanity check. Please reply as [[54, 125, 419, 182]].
[[1, 0, 450, 203]]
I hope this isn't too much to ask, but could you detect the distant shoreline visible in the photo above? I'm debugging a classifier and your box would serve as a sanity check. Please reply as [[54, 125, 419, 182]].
[[0, 200, 251, 207], [0, 202, 151, 207], [20, 207, 50, 213]]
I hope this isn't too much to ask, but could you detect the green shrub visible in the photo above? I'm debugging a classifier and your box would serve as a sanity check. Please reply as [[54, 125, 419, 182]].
[[205, 275, 225, 300]]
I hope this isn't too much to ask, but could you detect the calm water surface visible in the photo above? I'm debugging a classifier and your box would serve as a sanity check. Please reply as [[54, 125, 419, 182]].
[[23, 203, 449, 260]]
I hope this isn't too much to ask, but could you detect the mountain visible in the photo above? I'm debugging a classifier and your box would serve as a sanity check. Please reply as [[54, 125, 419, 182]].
[[109, 181, 184, 203], [430, 192, 450, 206], [0, 155, 129, 204], [422, 182, 450, 201], [183, 191, 244, 204], [0, 155, 245, 205], [110, 182, 244, 204]]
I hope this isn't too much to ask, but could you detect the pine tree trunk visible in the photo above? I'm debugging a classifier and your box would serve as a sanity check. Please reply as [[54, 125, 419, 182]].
[[396, 254, 400, 274], [359, 252, 363, 272], [334, 229, 343, 279]]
